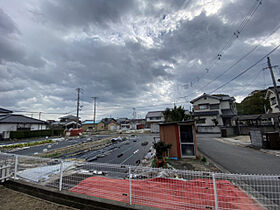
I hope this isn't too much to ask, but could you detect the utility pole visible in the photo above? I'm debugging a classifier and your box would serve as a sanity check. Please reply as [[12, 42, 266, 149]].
[[91, 97, 97, 131], [132, 108, 136, 130], [38, 112, 41, 130], [132, 108, 136, 120], [264, 57, 280, 111], [76, 88, 81, 128]]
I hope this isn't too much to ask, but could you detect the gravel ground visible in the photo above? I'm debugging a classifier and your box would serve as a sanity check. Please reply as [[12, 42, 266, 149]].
[[0, 185, 76, 210]]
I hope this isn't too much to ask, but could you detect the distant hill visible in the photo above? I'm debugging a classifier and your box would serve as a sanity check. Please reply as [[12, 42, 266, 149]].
[[236, 89, 270, 115]]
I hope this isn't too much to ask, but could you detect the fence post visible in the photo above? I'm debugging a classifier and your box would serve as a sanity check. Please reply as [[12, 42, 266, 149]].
[[14, 155, 18, 180], [59, 160, 63, 191], [212, 173, 219, 210], [129, 166, 132, 205]]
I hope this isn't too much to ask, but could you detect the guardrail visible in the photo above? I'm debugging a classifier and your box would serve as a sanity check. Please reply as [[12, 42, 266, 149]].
[[0, 152, 279, 210]]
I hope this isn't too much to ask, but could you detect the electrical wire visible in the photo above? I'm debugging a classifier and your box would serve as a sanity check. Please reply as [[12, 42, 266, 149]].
[[209, 43, 280, 94]]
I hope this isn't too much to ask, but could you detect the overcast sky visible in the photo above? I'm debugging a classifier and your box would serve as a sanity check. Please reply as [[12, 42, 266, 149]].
[[1, 0, 280, 121]]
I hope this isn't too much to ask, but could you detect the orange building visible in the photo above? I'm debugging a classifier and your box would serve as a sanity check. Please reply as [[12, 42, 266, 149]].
[[159, 121, 197, 159]]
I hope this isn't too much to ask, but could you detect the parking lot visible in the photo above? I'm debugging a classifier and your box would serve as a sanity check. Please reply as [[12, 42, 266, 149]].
[[4, 134, 155, 166]]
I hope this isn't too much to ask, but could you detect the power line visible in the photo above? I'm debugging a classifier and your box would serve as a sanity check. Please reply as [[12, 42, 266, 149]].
[[209, 44, 280, 94], [201, 22, 280, 91], [183, 0, 263, 92]]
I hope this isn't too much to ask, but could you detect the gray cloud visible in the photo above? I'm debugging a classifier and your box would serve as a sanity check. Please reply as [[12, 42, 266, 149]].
[[1, 0, 280, 120], [35, 0, 139, 30]]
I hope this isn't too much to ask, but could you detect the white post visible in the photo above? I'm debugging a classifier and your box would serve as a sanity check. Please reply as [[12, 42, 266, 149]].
[[129, 167, 132, 205], [59, 160, 63, 191], [212, 173, 219, 210], [14, 155, 18, 180]]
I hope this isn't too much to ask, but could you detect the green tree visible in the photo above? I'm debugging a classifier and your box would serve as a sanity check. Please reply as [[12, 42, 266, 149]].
[[236, 90, 270, 115], [163, 106, 190, 122], [153, 141, 172, 168]]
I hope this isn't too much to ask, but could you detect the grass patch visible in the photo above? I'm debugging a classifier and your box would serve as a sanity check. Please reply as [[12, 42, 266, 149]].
[[1, 140, 53, 149], [42, 152, 62, 158]]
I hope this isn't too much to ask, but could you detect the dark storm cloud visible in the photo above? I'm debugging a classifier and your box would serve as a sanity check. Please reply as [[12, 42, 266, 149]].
[[1, 0, 280, 120], [0, 8, 45, 67], [219, 0, 280, 38], [0, 8, 24, 63], [37, 0, 138, 29], [160, 12, 233, 63]]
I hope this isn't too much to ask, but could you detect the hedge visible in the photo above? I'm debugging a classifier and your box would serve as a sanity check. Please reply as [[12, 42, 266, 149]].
[[10, 129, 64, 139]]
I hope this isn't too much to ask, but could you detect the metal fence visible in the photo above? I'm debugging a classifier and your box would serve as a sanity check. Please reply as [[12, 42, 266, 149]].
[[0, 152, 279, 210]]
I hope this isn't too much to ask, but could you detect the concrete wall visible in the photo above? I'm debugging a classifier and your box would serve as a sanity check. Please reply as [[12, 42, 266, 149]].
[[238, 125, 276, 135], [151, 123, 160, 133], [0, 123, 46, 133], [0, 124, 17, 133], [197, 126, 221, 134], [220, 101, 230, 109]]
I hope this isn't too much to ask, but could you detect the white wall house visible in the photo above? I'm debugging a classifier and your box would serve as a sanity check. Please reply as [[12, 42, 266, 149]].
[[146, 111, 164, 133], [190, 93, 237, 127], [265, 87, 280, 113], [0, 109, 46, 139]]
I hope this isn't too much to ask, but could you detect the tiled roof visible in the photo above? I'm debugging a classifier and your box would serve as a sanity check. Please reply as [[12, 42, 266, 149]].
[[0, 108, 13, 113], [190, 93, 235, 103], [221, 109, 236, 117], [59, 115, 78, 120], [0, 114, 46, 124], [146, 111, 164, 118]]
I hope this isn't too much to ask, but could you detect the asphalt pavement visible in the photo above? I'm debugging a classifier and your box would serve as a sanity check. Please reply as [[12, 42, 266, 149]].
[[197, 134, 280, 175], [95, 134, 154, 165], [197, 133, 280, 207]]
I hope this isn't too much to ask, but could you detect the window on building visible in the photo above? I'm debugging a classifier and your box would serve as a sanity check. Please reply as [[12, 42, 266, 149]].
[[210, 104, 219, 110], [271, 97, 276, 105], [150, 117, 161, 120], [199, 104, 208, 110], [180, 125, 195, 157]]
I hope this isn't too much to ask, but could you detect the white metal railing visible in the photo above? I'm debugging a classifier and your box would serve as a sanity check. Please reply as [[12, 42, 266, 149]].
[[0, 152, 279, 210], [0, 164, 11, 182]]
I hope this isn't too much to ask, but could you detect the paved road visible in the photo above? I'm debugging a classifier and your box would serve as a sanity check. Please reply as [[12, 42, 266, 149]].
[[197, 134, 280, 208], [197, 134, 280, 175], [95, 134, 154, 165]]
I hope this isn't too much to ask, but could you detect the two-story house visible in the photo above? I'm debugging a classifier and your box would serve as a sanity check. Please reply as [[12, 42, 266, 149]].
[[145, 111, 164, 133], [265, 86, 280, 113], [190, 93, 237, 127]]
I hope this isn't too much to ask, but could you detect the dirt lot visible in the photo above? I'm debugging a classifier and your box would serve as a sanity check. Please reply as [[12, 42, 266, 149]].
[[0, 185, 76, 210], [168, 154, 221, 172]]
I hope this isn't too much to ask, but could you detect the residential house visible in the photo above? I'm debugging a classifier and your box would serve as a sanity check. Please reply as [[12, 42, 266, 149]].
[[130, 119, 146, 130], [81, 120, 99, 131], [0, 108, 13, 115], [0, 108, 46, 139], [96, 121, 105, 131], [97, 118, 117, 131], [58, 115, 80, 129], [117, 118, 130, 130], [190, 93, 237, 128], [265, 86, 280, 113], [146, 111, 165, 133]]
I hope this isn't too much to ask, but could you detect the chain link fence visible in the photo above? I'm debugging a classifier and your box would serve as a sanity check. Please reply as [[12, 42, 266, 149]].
[[0, 152, 279, 210]]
